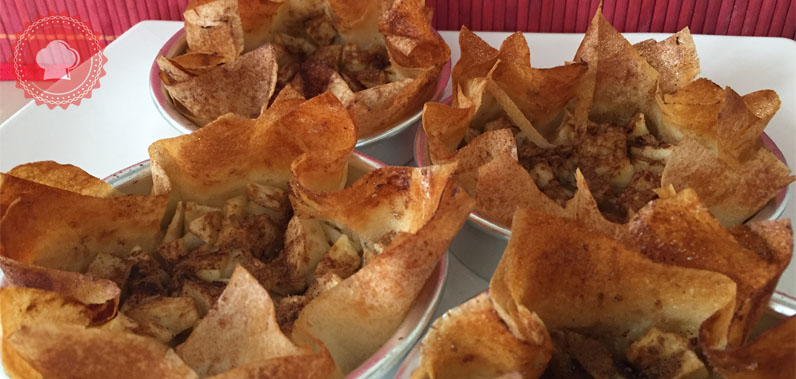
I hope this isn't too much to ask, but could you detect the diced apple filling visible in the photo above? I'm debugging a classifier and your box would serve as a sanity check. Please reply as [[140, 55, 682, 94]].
[[626, 327, 708, 379], [92, 179, 381, 342]]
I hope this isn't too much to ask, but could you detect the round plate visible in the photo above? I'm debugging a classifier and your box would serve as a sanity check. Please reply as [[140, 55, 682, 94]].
[[149, 28, 451, 165], [104, 152, 449, 378], [394, 291, 796, 379], [413, 96, 793, 287]]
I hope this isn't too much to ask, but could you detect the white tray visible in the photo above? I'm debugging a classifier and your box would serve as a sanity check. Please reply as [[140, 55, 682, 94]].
[[0, 23, 795, 378]]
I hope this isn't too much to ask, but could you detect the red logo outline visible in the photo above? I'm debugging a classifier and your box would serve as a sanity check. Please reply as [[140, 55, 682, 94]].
[[12, 14, 107, 109]]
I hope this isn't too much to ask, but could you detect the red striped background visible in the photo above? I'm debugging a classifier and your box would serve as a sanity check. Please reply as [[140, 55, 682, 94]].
[[1, 0, 794, 79], [425, 0, 794, 36]]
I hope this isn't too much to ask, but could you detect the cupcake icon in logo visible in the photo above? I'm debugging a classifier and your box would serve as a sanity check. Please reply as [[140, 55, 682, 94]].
[[36, 40, 80, 80], [11, 14, 107, 109]]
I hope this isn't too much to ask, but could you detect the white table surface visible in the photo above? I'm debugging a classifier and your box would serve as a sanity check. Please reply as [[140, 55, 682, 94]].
[[0, 21, 795, 378]]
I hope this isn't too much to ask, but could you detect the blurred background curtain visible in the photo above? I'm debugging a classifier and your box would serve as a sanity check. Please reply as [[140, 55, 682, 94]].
[[429, 0, 794, 35], [1, 0, 794, 79]]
